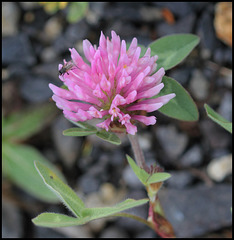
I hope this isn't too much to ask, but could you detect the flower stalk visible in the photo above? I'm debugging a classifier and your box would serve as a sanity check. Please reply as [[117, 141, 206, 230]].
[[128, 133, 175, 238], [128, 134, 150, 172]]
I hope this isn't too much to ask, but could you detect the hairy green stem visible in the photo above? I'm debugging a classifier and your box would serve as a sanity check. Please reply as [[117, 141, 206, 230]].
[[128, 134, 150, 173]]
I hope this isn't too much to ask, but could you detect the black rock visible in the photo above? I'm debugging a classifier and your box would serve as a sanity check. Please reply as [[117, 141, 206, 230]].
[[156, 13, 196, 37], [155, 125, 188, 163], [64, 19, 89, 43], [153, 2, 193, 17], [53, 20, 89, 54], [159, 184, 232, 237], [168, 67, 192, 85], [2, 34, 36, 67], [79, 174, 100, 194], [102, 2, 143, 22], [2, 200, 23, 238], [200, 120, 231, 149], [166, 171, 195, 189], [179, 144, 203, 167], [189, 2, 210, 13], [196, 10, 222, 52], [51, 116, 83, 168], [20, 74, 54, 103], [214, 46, 232, 66]]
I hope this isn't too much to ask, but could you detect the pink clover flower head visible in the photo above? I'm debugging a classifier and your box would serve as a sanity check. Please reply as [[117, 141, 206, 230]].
[[49, 31, 176, 135]]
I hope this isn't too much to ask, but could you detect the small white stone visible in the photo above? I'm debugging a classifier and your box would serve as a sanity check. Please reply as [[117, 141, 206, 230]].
[[207, 154, 232, 181]]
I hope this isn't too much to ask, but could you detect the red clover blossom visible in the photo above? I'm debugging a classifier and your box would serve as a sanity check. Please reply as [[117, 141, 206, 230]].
[[49, 31, 175, 135]]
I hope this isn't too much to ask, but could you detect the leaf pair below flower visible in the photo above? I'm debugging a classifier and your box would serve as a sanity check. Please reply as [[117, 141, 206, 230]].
[[126, 155, 171, 186], [63, 120, 121, 145]]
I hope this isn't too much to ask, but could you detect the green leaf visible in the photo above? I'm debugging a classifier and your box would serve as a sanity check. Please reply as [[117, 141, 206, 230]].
[[126, 155, 171, 185], [96, 130, 121, 145], [155, 76, 199, 121], [67, 2, 88, 23], [32, 198, 148, 227], [126, 155, 149, 185], [149, 34, 200, 70], [63, 119, 98, 137], [204, 104, 232, 134], [3, 103, 56, 142], [2, 142, 64, 203], [32, 213, 88, 228], [34, 161, 85, 217], [68, 119, 97, 130], [81, 198, 149, 221], [63, 127, 97, 137], [146, 172, 171, 184]]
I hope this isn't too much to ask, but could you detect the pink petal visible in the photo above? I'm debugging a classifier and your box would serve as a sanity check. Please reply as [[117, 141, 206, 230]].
[[119, 113, 131, 125], [127, 102, 163, 112], [111, 31, 121, 65], [63, 109, 92, 122], [52, 95, 91, 112], [131, 46, 141, 64], [88, 106, 108, 118], [132, 115, 156, 125], [109, 105, 121, 120], [49, 83, 78, 100], [96, 118, 111, 132], [112, 94, 126, 106], [149, 67, 165, 86], [99, 31, 107, 49], [136, 83, 164, 99], [69, 48, 90, 72], [125, 122, 137, 135], [93, 84, 106, 99], [146, 93, 176, 105], [74, 85, 98, 104], [83, 39, 93, 62], [100, 74, 111, 92], [120, 40, 127, 57], [125, 90, 137, 104], [127, 37, 138, 57]]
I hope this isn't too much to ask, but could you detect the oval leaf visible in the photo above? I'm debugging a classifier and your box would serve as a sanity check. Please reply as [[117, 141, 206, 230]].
[[146, 172, 171, 184], [2, 142, 64, 203], [81, 198, 149, 221], [63, 127, 97, 137], [34, 161, 85, 217], [126, 155, 149, 185], [149, 34, 200, 70], [155, 76, 199, 121], [68, 119, 97, 130], [96, 130, 121, 145], [32, 213, 88, 228], [204, 104, 232, 133]]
